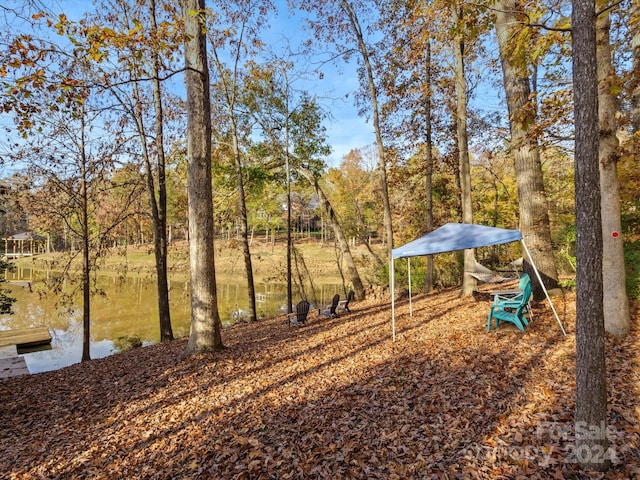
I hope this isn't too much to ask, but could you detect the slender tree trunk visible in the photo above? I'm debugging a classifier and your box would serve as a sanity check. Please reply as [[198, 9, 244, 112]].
[[285, 132, 293, 314], [596, 7, 630, 336], [452, 4, 476, 296], [149, 0, 173, 341], [573, 0, 610, 469], [82, 189, 91, 362], [130, 80, 172, 340], [424, 38, 434, 294], [231, 127, 257, 322], [494, 0, 559, 300], [182, 0, 223, 355], [341, 0, 394, 258], [298, 166, 365, 300], [119, 72, 173, 341], [632, 0, 640, 134], [80, 111, 91, 363], [209, 21, 257, 323]]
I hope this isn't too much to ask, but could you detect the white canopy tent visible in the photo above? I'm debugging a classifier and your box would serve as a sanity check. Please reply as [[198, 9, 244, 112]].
[[390, 223, 566, 341]]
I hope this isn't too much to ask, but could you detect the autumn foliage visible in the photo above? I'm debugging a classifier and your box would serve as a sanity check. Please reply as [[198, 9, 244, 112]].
[[1, 286, 638, 479]]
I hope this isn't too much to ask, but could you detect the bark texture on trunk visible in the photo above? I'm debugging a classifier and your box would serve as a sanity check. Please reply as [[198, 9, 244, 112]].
[[150, 0, 173, 341], [182, 0, 223, 355], [573, 0, 610, 469], [452, 4, 476, 296], [494, 0, 559, 300], [424, 39, 434, 293], [597, 9, 630, 336]]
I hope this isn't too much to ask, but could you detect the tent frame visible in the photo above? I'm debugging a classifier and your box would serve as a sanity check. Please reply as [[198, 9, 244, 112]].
[[390, 235, 566, 341]]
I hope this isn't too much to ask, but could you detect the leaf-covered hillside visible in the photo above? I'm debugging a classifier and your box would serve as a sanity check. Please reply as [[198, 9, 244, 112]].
[[1, 286, 639, 479]]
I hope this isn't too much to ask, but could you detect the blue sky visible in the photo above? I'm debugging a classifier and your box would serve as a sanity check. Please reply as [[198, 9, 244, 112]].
[[0, 0, 372, 175], [262, 1, 376, 167], [0, 1, 510, 176], [66, 0, 374, 168]]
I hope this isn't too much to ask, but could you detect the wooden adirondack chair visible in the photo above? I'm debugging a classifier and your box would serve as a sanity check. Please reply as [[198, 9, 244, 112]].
[[320, 294, 340, 318], [337, 290, 355, 314], [287, 300, 310, 327], [487, 281, 532, 332]]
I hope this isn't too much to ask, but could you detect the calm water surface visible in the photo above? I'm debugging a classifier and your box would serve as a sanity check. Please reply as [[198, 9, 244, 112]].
[[1, 266, 341, 373]]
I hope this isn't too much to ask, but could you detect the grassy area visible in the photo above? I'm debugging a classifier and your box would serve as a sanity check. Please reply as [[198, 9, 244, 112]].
[[12, 238, 386, 286]]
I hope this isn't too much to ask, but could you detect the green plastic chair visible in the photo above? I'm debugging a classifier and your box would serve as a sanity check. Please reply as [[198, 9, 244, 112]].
[[491, 274, 530, 302], [488, 274, 533, 325], [487, 280, 532, 332]]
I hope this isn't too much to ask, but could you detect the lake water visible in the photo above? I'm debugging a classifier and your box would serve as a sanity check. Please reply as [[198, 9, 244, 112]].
[[1, 266, 342, 374]]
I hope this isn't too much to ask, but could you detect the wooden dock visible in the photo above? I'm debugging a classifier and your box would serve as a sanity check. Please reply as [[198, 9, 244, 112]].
[[0, 345, 29, 379], [0, 327, 51, 380], [0, 327, 51, 350]]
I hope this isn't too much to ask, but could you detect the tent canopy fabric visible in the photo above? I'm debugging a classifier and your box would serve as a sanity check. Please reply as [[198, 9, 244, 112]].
[[392, 223, 522, 260], [389, 222, 566, 339]]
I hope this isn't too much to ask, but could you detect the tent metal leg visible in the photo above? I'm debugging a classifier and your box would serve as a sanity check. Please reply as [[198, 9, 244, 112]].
[[521, 239, 566, 336]]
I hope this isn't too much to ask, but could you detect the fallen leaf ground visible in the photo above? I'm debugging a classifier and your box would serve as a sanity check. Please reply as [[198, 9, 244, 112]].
[[1, 285, 639, 479]]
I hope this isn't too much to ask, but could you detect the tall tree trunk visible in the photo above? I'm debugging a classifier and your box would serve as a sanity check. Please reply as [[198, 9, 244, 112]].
[[149, 0, 173, 341], [573, 0, 610, 470], [209, 18, 257, 323], [231, 126, 257, 322], [298, 166, 365, 300], [182, 0, 223, 355], [494, 0, 559, 300], [129, 79, 172, 340], [597, 6, 630, 336], [341, 0, 394, 258], [424, 37, 434, 294], [118, 68, 172, 342], [80, 110, 91, 363], [452, 4, 476, 296], [285, 127, 293, 314], [632, 0, 640, 134]]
